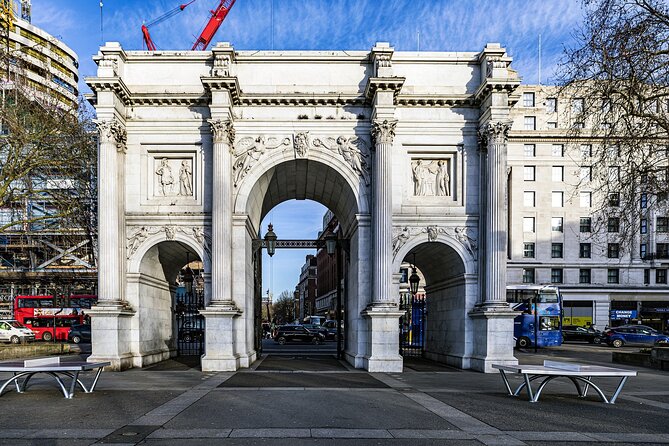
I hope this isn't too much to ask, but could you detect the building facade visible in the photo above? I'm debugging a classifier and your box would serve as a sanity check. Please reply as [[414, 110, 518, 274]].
[[507, 86, 669, 331], [87, 40, 521, 373], [296, 254, 317, 320]]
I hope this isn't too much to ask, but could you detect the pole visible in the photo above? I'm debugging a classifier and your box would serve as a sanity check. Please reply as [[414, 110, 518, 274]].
[[336, 241, 342, 360], [533, 294, 538, 353]]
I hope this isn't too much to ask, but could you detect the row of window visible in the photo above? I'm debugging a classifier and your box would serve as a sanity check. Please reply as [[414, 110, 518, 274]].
[[521, 92, 669, 115], [522, 216, 669, 233], [523, 242, 669, 260], [523, 165, 621, 183], [522, 267, 668, 285]]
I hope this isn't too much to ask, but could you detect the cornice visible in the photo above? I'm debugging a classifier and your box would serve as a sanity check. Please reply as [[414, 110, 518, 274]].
[[240, 93, 365, 107], [364, 77, 406, 103], [397, 94, 477, 107], [473, 78, 521, 103], [85, 76, 131, 103], [201, 76, 242, 105]]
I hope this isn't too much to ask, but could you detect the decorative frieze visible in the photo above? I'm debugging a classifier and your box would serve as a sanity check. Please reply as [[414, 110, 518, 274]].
[[232, 136, 291, 186], [391, 225, 477, 259], [293, 132, 310, 158], [153, 158, 194, 198], [312, 136, 371, 186], [126, 225, 210, 259]]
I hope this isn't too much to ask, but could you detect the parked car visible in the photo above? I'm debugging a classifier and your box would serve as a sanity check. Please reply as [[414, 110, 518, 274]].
[[302, 323, 329, 339], [603, 324, 669, 348], [322, 320, 344, 340], [67, 324, 91, 344], [0, 319, 35, 344], [562, 325, 602, 344], [274, 325, 324, 345]]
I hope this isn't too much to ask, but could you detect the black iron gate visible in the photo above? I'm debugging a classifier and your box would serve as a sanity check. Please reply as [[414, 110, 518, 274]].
[[399, 292, 426, 357], [176, 289, 205, 356]]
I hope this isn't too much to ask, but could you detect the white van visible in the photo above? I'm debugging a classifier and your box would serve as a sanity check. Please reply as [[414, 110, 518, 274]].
[[0, 320, 36, 344]]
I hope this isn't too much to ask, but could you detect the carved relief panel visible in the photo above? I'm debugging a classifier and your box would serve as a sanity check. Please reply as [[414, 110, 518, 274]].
[[142, 146, 201, 206], [404, 145, 464, 208]]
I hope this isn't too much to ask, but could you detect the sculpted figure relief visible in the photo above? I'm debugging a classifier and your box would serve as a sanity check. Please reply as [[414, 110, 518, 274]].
[[179, 161, 193, 196], [293, 132, 310, 158], [313, 136, 371, 185], [233, 136, 290, 186], [155, 158, 174, 196], [411, 159, 451, 197]]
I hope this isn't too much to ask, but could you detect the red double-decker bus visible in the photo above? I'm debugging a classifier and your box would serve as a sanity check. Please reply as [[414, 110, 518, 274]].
[[14, 295, 96, 341]]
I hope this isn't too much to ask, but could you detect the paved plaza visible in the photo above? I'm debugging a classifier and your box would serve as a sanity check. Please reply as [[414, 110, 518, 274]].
[[0, 346, 667, 446]]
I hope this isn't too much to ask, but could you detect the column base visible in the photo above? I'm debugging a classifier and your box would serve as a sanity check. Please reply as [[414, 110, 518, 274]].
[[361, 303, 404, 373], [86, 304, 136, 371], [200, 305, 242, 372], [468, 303, 517, 373]]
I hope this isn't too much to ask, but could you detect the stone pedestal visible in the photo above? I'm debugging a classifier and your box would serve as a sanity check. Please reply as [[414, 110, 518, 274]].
[[468, 303, 518, 373], [86, 304, 135, 371], [361, 304, 404, 372], [200, 306, 242, 371]]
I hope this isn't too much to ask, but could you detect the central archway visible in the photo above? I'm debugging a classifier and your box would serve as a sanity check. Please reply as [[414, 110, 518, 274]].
[[232, 155, 371, 369]]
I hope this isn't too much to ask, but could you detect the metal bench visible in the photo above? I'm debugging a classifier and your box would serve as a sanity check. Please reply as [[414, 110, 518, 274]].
[[0, 357, 110, 399], [493, 360, 637, 404]]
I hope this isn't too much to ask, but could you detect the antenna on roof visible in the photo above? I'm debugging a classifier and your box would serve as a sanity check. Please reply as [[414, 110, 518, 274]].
[[538, 33, 542, 85], [100, 1, 104, 45], [417, 30, 420, 52]]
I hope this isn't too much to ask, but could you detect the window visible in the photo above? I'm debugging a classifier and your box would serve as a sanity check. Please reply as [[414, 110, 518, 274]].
[[580, 192, 592, 207], [523, 242, 535, 258], [580, 144, 592, 158], [546, 98, 557, 113], [608, 243, 620, 258], [523, 144, 536, 157], [573, 121, 585, 129], [551, 217, 563, 232], [657, 269, 668, 284], [523, 92, 535, 107], [524, 116, 536, 130], [579, 243, 591, 258], [524, 166, 536, 181], [657, 243, 669, 259], [579, 269, 591, 284], [641, 219, 648, 234], [551, 243, 563, 258], [609, 193, 620, 207], [522, 268, 535, 284], [644, 269, 650, 285], [523, 217, 535, 233], [572, 98, 584, 114], [607, 146, 620, 158], [641, 193, 648, 209], [551, 268, 563, 284], [640, 243, 647, 259], [609, 166, 620, 183], [607, 269, 619, 284], [546, 121, 557, 129], [523, 191, 535, 207], [0, 120, 8, 136], [552, 166, 564, 182], [552, 191, 564, 207], [551, 144, 564, 157], [399, 268, 408, 283], [601, 98, 612, 114], [658, 217, 669, 232], [580, 166, 592, 182], [608, 217, 620, 233], [580, 217, 592, 232]]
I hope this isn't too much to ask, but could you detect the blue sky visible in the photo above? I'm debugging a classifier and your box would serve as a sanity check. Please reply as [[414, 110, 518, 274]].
[[29, 0, 586, 299]]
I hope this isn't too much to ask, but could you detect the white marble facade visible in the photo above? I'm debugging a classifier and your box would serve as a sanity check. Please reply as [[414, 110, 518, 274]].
[[86, 41, 520, 373]]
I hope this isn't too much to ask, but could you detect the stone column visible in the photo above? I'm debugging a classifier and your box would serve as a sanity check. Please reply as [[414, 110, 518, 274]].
[[87, 117, 135, 371], [480, 121, 511, 307], [370, 119, 397, 306], [200, 118, 242, 372], [207, 118, 236, 309], [95, 118, 126, 307]]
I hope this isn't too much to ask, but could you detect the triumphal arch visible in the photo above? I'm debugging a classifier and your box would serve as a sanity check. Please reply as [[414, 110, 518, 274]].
[[86, 41, 520, 373]]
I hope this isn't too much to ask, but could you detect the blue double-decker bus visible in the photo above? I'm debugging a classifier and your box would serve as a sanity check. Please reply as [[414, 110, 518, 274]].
[[506, 285, 563, 348]]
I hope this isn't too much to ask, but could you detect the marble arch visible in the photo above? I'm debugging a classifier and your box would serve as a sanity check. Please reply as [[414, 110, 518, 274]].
[[87, 40, 520, 372]]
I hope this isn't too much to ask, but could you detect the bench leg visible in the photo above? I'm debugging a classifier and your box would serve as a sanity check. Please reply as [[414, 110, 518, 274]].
[[498, 370, 513, 396], [523, 373, 536, 402], [609, 376, 628, 404]]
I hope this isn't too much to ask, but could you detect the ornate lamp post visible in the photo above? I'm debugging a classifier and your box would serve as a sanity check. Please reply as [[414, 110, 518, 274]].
[[264, 223, 277, 257]]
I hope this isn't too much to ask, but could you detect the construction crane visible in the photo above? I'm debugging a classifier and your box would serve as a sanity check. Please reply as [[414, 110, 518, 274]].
[[141, 0, 236, 52]]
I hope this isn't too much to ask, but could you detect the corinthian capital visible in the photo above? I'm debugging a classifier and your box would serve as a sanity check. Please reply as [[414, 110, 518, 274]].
[[208, 119, 235, 148], [95, 118, 127, 153], [371, 119, 397, 146], [478, 121, 511, 150]]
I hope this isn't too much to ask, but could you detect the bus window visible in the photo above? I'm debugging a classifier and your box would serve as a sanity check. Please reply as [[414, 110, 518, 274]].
[[538, 292, 559, 303]]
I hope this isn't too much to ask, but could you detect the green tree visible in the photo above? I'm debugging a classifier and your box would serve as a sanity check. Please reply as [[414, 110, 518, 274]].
[[271, 290, 296, 324]]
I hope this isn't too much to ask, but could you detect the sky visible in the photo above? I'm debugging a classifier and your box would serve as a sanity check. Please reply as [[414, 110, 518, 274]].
[[28, 0, 587, 299]]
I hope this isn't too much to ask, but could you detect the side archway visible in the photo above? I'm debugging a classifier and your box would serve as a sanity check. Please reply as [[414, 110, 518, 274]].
[[393, 235, 478, 369]]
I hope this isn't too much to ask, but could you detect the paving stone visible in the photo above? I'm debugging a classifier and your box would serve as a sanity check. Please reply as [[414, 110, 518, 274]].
[[229, 428, 311, 438]]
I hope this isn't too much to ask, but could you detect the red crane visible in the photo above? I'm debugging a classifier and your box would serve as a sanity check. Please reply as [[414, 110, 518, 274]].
[[192, 0, 236, 51], [141, 0, 236, 51]]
